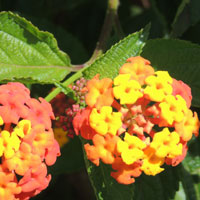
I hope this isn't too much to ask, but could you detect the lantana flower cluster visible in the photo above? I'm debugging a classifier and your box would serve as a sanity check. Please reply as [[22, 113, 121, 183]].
[[0, 82, 60, 199], [73, 56, 199, 185]]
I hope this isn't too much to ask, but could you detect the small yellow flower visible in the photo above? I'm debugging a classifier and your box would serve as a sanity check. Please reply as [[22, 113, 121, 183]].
[[159, 95, 188, 125], [144, 71, 173, 102], [0, 119, 32, 159], [89, 106, 122, 136], [117, 132, 146, 165], [150, 128, 182, 159], [53, 128, 69, 147], [113, 74, 143, 104], [13, 120, 31, 138], [0, 116, 3, 126], [175, 110, 199, 141], [141, 147, 164, 176], [0, 130, 21, 159]]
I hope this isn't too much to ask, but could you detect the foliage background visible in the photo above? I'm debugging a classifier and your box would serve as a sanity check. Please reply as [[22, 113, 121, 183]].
[[0, 0, 200, 199]]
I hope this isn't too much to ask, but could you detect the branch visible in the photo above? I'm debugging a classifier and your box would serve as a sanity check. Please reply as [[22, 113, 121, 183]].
[[86, 0, 120, 65], [44, 0, 122, 102]]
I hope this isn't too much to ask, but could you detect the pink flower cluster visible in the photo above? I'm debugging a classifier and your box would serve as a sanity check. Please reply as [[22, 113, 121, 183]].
[[0, 82, 60, 200]]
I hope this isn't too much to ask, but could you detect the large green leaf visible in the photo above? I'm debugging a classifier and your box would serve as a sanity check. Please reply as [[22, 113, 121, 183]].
[[0, 11, 71, 83], [83, 24, 150, 79], [141, 39, 200, 107], [171, 0, 200, 37]]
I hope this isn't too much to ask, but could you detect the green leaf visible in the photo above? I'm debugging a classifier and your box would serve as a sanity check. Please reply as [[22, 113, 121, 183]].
[[83, 24, 150, 80], [171, 0, 200, 37], [49, 136, 84, 175], [0, 11, 71, 83], [134, 165, 179, 200], [141, 39, 200, 107], [21, 15, 89, 64]]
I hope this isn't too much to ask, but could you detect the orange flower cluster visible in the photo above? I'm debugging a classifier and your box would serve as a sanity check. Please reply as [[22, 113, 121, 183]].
[[73, 56, 199, 185], [0, 82, 60, 200]]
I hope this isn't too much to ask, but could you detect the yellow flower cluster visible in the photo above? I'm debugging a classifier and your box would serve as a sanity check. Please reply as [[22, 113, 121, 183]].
[[0, 119, 31, 159], [73, 56, 199, 184]]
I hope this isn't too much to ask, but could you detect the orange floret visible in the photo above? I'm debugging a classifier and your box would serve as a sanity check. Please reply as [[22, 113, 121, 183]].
[[17, 164, 51, 200], [25, 98, 55, 131], [172, 79, 192, 108], [84, 134, 119, 166], [119, 56, 154, 85], [0, 82, 30, 124], [72, 107, 96, 140], [0, 166, 21, 200], [3, 142, 42, 176], [85, 74, 114, 109], [111, 158, 142, 184], [175, 110, 199, 141]]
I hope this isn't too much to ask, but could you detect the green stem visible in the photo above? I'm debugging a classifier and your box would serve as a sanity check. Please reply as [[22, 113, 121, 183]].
[[150, 0, 169, 36], [45, 68, 85, 102]]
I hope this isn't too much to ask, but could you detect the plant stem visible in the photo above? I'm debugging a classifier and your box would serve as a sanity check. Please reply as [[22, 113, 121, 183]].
[[113, 13, 124, 39], [86, 0, 120, 65], [45, 68, 85, 102], [150, 0, 169, 36], [44, 0, 122, 102]]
